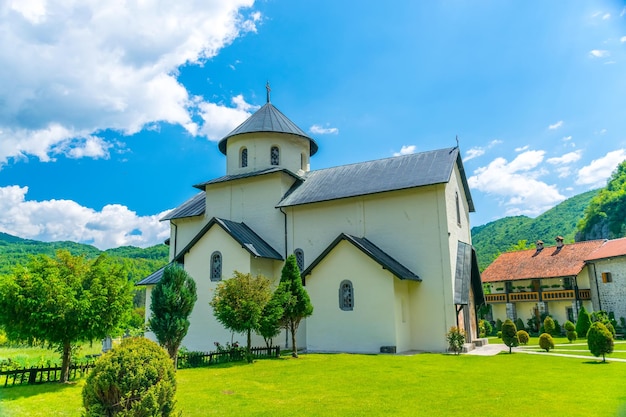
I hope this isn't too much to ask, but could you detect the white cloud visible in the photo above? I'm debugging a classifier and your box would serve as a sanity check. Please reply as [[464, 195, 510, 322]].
[[621, 36, 626, 43], [310, 124, 339, 135], [197, 94, 259, 141], [621, 7, 626, 17], [548, 120, 564, 130], [393, 145, 416, 156], [489, 139, 503, 146], [515, 145, 529, 152], [0, 185, 170, 250], [562, 135, 572, 141], [468, 150, 565, 217], [0, 0, 259, 167], [603, 13, 611, 20], [463, 148, 485, 162], [576, 149, 626, 187], [546, 151, 582, 165], [589, 49, 610, 58]]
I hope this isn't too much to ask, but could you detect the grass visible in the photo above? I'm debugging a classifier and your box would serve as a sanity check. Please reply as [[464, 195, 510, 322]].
[[0, 343, 103, 369], [2, 351, 626, 416]]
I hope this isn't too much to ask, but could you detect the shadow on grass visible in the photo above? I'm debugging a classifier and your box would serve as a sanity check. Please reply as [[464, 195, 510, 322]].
[[582, 360, 611, 365], [0, 380, 79, 401]]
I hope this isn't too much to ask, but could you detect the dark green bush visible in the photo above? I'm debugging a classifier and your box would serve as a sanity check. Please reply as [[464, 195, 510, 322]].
[[564, 320, 576, 332], [539, 333, 554, 352], [517, 330, 530, 345], [497, 331, 502, 338], [543, 316, 555, 335], [576, 306, 592, 338], [495, 319, 503, 332], [501, 319, 518, 353], [553, 320, 561, 336], [515, 318, 526, 332], [566, 329, 578, 343], [482, 320, 493, 337], [587, 322, 614, 362], [83, 337, 177, 417]]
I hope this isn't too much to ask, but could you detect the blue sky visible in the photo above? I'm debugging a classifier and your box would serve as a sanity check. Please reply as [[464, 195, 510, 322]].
[[1, 0, 625, 249]]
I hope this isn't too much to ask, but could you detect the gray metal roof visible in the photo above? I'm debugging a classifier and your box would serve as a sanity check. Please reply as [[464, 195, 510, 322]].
[[136, 265, 167, 286], [173, 217, 283, 263], [194, 168, 301, 190], [302, 233, 421, 281], [217, 102, 318, 156], [161, 192, 205, 221], [277, 147, 475, 211]]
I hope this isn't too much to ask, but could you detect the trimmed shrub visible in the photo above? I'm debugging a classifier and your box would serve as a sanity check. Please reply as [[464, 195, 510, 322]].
[[553, 320, 561, 336], [495, 319, 503, 332], [576, 306, 592, 338], [587, 322, 614, 362], [446, 326, 465, 355], [483, 320, 493, 338], [517, 330, 530, 345], [501, 319, 519, 353], [515, 318, 525, 332], [543, 316, 555, 335], [497, 331, 502, 338], [83, 337, 177, 417], [566, 329, 578, 343], [564, 320, 576, 332], [539, 333, 555, 352]]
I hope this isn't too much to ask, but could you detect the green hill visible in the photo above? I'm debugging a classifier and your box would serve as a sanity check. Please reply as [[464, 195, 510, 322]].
[[471, 189, 599, 270]]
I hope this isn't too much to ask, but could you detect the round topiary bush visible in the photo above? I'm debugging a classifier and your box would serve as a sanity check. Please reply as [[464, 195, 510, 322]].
[[83, 337, 177, 417], [564, 320, 576, 332], [587, 322, 614, 362], [517, 330, 530, 345], [543, 316, 555, 336], [501, 319, 519, 353], [539, 333, 554, 352]]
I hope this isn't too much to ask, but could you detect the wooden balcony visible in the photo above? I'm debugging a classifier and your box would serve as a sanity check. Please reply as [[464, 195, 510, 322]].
[[579, 289, 591, 300], [541, 290, 575, 300], [509, 292, 539, 302], [485, 293, 507, 303]]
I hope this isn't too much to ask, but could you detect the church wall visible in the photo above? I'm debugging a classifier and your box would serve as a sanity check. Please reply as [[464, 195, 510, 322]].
[[225, 132, 310, 175], [393, 279, 413, 353], [169, 216, 205, 261], [305, 240, 397, 353]]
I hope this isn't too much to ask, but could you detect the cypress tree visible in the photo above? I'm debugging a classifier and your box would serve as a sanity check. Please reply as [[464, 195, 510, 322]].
[[279, 255, 313, 358], [576, 306, 592, 338]]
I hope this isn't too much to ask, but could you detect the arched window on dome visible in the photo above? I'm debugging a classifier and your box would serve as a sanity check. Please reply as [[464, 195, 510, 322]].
[[270, 146, 280, 166], [240, 147, 248, 168], [339, 280, 354, 311], [211, 251, 222, 282]]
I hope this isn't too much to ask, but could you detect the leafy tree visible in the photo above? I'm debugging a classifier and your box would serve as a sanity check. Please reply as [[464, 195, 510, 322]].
[[0, 251, 133, 382], [543, 316, 555, 335], [501, 319, 519, 353], [576, 306, 592, 338], [279, 255, 313, 358], [83, 337, 177, 416], [258, 286, 287, 349], [577, 160, 626, 240], [210, 271, 272, 359], [539, 333, 555, 352], [149, 264, 197, 368], [587, 322, 614, 362], [446, 326, 465, 355]]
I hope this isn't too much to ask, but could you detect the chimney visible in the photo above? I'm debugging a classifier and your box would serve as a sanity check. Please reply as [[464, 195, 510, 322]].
[[555, 236, 564, 248]]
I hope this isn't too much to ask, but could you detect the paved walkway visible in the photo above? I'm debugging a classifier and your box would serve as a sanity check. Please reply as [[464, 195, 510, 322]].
[[468, 343, 626, 362]]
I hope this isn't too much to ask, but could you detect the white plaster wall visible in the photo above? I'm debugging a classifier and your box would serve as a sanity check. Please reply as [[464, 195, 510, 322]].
[[170, 216, 204, 261], [306, 240, 398, 353], [393, 279, 413, 352], [225, 132, 310, 175]]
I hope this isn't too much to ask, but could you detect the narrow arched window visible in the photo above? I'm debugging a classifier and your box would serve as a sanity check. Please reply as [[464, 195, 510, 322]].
[[240, 147, 248, 168], [294, 248, 304, 272], [339, 280, 354, 311], [270, 146, 280, 166], [211, 251, 222, 282], [455, 191, 461, 226], [301, 153, 306, 170]]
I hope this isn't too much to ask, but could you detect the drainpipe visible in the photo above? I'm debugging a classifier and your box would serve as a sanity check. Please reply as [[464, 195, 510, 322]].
[[172, 222, 178, 261], [590, 262, 602, 311], [279, 207, 288, 259]]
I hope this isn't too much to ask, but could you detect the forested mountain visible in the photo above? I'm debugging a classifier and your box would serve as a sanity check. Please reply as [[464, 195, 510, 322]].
[[471, 189, 599, 270], [0, 232, 169, 281]]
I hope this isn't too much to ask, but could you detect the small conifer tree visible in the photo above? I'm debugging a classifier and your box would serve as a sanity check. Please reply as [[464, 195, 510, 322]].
[[587, 322, 614, 362], [564, 320, 577, 343], [279, 255, 313, 358], [544, 316, 555, 335], [515, 318, 525, 332], [539, 333, 554, 352], [501, 319, 519, 353], [576, 305, 592, 338]]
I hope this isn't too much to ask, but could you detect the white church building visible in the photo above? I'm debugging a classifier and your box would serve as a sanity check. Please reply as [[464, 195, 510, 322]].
[[138, 89, 484, 354]]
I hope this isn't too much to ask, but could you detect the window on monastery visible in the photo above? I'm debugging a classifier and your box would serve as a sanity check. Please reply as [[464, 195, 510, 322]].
[[294, 248, 304, 272], [455, 192, 461, 226], [211, 251, 222, 282], [240, 148, 248, 168], [602, 272, 613, 283], [339, 280, 354, 311], [301, 153, 306, 171], [270, 146, 280, 166]]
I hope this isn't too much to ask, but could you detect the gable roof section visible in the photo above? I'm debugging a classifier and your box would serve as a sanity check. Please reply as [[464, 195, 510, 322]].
[[193, 167, 301, 190], [136, 265, 168, 286], [481, 240, 605, 283], [161, 192, 206, 221], [302, 233, 421, 281], [217, 102, 318, 156], [586, 237, 626, 261], [277, 147, 474, 211], [172, 217, 283, 263], [454, 241, 485, 306]]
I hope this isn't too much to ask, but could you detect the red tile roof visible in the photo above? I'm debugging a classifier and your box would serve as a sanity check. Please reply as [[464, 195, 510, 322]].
[[586, 237, 626, 261], [481, 240, 605, 283]]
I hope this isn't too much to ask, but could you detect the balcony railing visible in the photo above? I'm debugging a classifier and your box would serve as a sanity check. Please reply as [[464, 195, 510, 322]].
[[484, 288, 592, 304]]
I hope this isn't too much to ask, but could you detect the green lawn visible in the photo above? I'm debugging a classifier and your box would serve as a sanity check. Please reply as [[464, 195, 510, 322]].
[[2, 352, 626, 416], [0, 343, 102, 369]]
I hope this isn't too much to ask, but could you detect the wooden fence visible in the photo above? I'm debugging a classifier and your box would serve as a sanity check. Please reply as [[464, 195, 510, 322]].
[[1, 362, 95, 387], [177, 346, 281, 369]]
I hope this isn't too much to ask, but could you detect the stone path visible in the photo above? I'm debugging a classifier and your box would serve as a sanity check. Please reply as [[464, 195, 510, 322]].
[[468, 342, 626, 362]]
